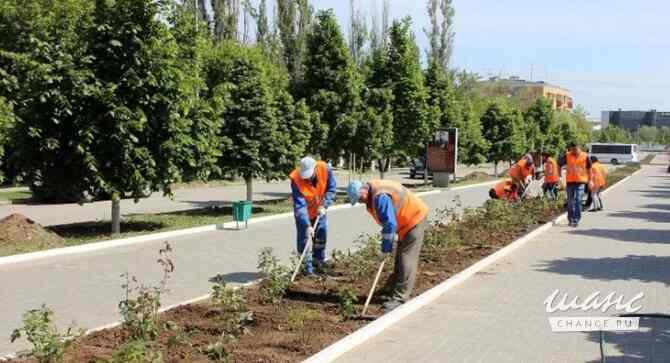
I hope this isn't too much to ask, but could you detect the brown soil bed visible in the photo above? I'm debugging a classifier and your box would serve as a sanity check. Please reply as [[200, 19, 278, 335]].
[[8, 166, 637, 363], [0, 214, 64, 249]]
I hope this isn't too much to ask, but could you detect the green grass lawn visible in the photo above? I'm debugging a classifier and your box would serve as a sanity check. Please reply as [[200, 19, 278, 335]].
[[0, 190, 32, 203]]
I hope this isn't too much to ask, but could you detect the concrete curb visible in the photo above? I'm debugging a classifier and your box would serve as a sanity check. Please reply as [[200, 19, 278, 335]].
[[302, 170, 640, 363], [0, 181, 497, 267]]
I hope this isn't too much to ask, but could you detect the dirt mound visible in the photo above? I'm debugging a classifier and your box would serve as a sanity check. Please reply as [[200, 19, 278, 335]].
[[0, 213, 64, 248]]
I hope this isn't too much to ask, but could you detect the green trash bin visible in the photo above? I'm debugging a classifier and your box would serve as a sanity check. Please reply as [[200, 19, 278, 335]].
[[233, 200, 253, 229]]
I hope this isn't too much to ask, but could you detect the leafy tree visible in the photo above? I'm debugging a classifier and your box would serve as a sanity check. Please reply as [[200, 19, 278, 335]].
[[84, 0, 197, 233], [597, 125, 633, 144], [212, 0, 240, 42], [168, 1, 222, 182], [205, 42, 310, 201], [302, 10, 362, 159], [638, 126, 658, 144], [424, 0, 455, 71], [276, 0, 313, 88], [523, 97, 556, 153], [424, 60, 488, 165], [0, 97, 13, 183], [349, 0, 368, 66], [481, 100, 523, 174], [0, 0, 97, 202], [385, 18, 433, 160]]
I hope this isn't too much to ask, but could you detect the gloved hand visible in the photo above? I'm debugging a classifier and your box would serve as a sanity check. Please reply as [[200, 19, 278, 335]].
[[381, 233, 397, 254], [307, 226, 315, 238], [318, 206, 327, 217]]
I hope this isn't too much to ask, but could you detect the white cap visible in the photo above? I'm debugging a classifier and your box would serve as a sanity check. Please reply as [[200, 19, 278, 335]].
[[299, 157, 317, 179]]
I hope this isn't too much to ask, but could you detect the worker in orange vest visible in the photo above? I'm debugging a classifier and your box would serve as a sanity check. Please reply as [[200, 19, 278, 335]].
[[489, 179, 519, 201], [542, 152, 560, 199], [347, 179, 428, 311], [588, 155, 607, 212], [558, 142, 591, 227], [509, 154, 535, 192], [289, 157, 337, 275]]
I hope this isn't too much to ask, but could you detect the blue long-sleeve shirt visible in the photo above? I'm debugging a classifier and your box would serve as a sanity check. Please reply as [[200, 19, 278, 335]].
[[374, 193, 397, 247], [291, 166, 337, 225]]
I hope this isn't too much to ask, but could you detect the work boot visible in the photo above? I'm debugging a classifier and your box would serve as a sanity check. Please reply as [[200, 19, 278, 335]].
[[313, 260, 334, 275], [382, 299, 404, 311]]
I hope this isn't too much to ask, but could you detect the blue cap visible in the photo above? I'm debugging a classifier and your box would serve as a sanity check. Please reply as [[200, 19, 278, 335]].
[[299, 157, 316, 179], [347, 181, 363, 205]]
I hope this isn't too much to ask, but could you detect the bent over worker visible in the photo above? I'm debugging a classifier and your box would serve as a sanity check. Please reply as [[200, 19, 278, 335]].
[[509, 153, 535, 192], [290, 157, 336, 275], [347, 179, 428, 311], [542, 152, 560, 199], [588, 155, 607, 212], [489, 179, 519, 201]]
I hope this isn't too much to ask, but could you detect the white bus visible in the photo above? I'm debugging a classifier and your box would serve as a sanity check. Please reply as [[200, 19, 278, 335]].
[[588, 143, 639, 165]]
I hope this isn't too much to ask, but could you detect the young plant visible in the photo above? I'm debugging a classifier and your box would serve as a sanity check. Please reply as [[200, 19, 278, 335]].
[[337, 287, 359, 319], [107, 339, 162, 363], [10, 305, 80, 363], [286, 308, 320, 348], [257, 248, 290, 304], [211, 280, 245, 313], [203, 332, 237, 363], [119, 242, 174, 341]]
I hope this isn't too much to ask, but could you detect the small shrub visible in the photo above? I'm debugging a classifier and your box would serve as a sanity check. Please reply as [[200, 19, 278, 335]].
[[211, 280, 245, 313], [337, 287, 359, 319], [286, 308, 320, 348], [338, 236, 380, 280], [203, 332, 237, 363], [10, 305, 80, 363], [107, 339, 162, 363], [257, 248, 290, 304], [118, 242, 174, 351]]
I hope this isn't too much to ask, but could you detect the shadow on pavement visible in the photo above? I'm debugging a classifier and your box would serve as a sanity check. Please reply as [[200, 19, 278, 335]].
[[642, 203, 670, 211], [605, 210, 670, 223], [536, 255, 670, 285], [209, 272, 262, 284], [584, 317, 670, 363], [566, 228, 669, 244]]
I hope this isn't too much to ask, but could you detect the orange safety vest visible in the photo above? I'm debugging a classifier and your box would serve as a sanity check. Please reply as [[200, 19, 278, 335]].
[[589, 162, 607, 190], [509, 158, 533, 182], [289, 161, 329, 219], [366, 180, 428, 240], [566, 151, 589, 184], [544, 157, 560, 183], [494, 180, 517, 201]]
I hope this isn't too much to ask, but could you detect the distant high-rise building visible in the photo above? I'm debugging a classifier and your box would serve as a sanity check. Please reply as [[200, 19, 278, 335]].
[[603, 110, 670, 130]]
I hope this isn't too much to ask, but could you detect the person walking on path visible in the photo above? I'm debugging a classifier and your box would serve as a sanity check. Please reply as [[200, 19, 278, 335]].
[[559, 143, 591, 227], [489, 179, 519, 201], [542, 152, 560, 200], [346, 179, 429, 311], [509, 154, 535, 194], [290, 157, 337, 275], [588, 155, 607, 212]]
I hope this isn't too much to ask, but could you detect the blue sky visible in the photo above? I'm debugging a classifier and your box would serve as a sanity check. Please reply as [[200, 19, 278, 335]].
[[309, 0, 670, 117]]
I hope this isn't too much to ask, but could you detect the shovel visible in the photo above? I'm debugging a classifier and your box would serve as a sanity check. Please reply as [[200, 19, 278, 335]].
[[360, 256, 387, 318], [290, 215, 321, 283]]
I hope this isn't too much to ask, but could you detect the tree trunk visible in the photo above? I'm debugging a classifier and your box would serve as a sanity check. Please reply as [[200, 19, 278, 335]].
[[377, 158, 389, 179], [111, 193, 121, 236], [245, 176, 253, 201], [494, 162, 498, 176]]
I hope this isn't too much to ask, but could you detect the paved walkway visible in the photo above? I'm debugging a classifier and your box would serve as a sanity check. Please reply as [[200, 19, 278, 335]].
[[0, 180, 496, 355], [0, 164, 495, 227], [336, 156, 670, 363]]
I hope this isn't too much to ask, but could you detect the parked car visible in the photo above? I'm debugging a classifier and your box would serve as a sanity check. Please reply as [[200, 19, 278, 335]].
[[409, 157, 433, 179]]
